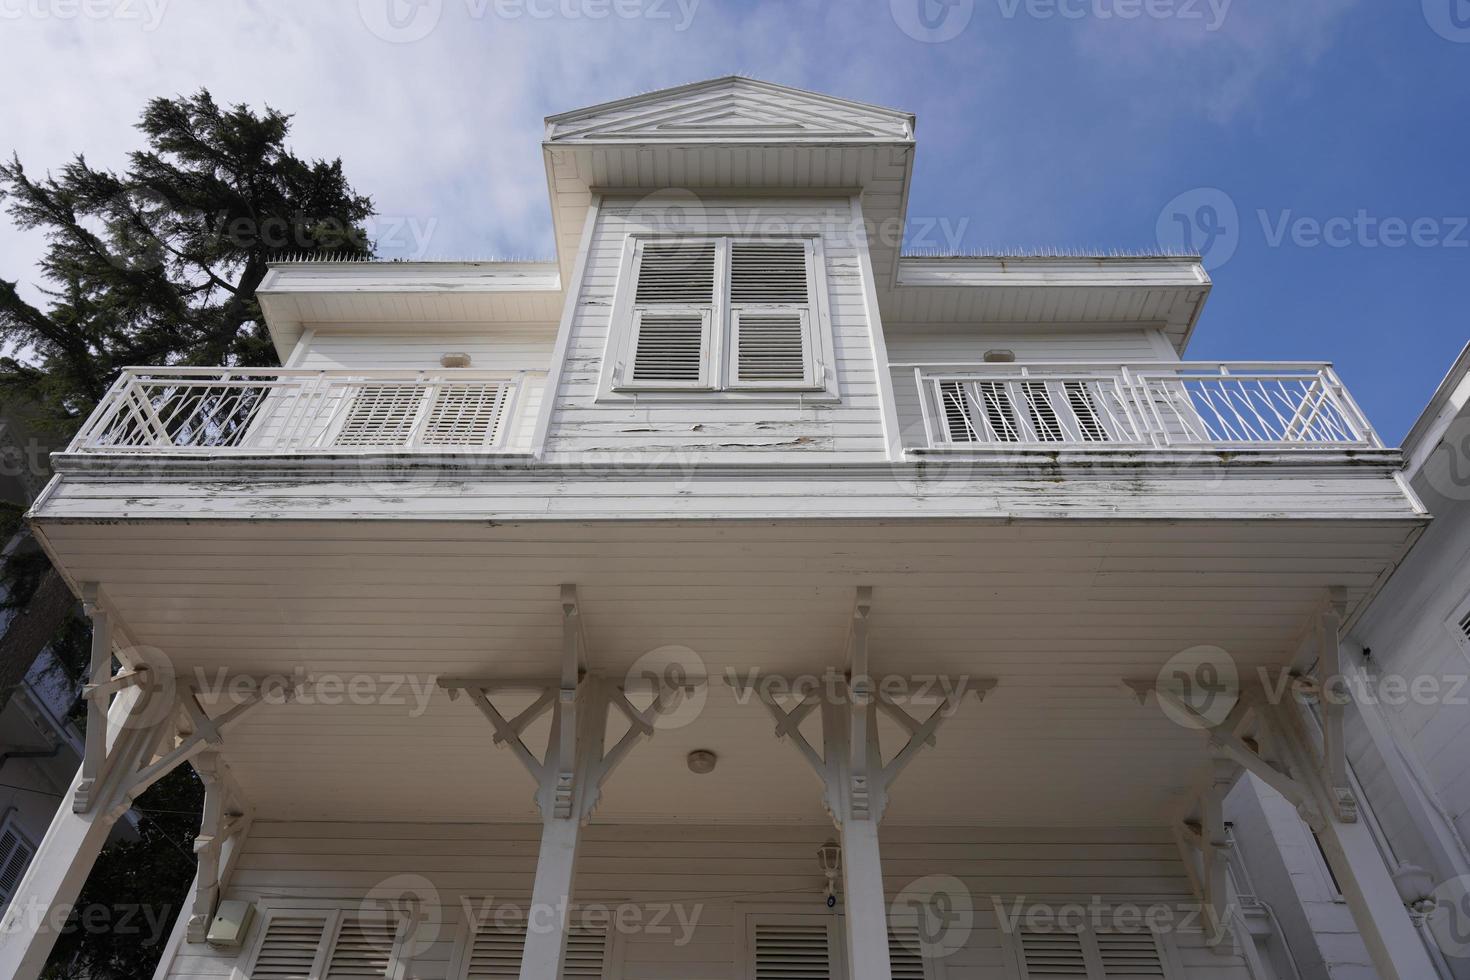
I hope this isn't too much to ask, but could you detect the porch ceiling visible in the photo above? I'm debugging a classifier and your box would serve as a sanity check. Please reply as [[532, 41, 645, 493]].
[[33, 518, 1418, 826]]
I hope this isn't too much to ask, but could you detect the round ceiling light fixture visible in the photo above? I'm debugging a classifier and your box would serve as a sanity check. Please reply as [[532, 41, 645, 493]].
[[686, 750, 718, 774]]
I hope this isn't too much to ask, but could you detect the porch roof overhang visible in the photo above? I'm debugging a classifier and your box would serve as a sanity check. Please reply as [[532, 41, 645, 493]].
[[28, 515, 1424, 827], [883, 256, 1212, 354], [256, 261, 565, 360]]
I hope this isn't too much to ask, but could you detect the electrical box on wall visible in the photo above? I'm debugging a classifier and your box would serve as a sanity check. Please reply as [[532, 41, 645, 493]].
[[206, 900, 255, 948]]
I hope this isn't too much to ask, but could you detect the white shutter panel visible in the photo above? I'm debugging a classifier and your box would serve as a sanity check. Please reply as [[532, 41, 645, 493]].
[[731, 312, 812, 386], [729, 241, 809, 304], [324, 912, 399, 978], [334, 384, 426, 447], [1018, 928, 1090, 978], [248, 912, 332, 980], [634, 241, 717, 305], [728, 240, 817, 389], [1458, 608, 1470, 644], [421, 382, 512, 447], [753, 921, 834, 979], [1094, 931, 1167, 978], [628, 310, 712, 388], [462, 920, 525, 979], [0, 825, 36, 907], [623, 240, 718, 389]]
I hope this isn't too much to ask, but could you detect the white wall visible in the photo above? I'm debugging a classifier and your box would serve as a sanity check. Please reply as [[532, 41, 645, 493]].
[[159, 821, 1254, 980], [543, 196, 892, 464]]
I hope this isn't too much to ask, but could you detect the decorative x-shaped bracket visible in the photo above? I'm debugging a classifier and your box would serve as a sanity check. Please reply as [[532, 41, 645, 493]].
[[746, 586, 996, 825], [74, 585, 269, 817], [441, 584, 688, 823]]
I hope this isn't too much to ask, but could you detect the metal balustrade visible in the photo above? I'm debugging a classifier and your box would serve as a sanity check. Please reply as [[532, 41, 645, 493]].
[[70, 368, 543, 454], [900, 363, 1381, 451]]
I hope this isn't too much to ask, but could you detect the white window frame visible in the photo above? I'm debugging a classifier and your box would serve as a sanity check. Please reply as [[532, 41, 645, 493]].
[[0, 812, 38, 910], [598, 234, 839, 403], [446, 898, 625, 980], [234, 902, 411, 980], [999, 909, 1184, 980]]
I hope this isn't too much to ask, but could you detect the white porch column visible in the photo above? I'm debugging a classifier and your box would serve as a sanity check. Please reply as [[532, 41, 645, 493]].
[[1264, 694, 1440, 980], [1313, 812, 1440, 980], [445, 585, 683, 980], [0, 766, 124, 979], [0, 684, 163, 980], [838, 818, 893, 978], [752, 588, 990, 980], [521, 814, 582, 979]]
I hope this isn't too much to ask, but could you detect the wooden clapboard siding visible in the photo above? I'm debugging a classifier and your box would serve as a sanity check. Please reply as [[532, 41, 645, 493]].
[[295, 327, 557, 372], [541, 196, 889, 462], [158, 822, 1252, 980]]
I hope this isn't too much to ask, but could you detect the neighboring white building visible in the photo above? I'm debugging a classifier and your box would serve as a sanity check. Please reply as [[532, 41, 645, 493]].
[[1228, 343, 1470, 980], [0, 78, 1445, 980]]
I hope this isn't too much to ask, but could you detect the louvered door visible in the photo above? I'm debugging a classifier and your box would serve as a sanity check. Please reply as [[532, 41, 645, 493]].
[[727, 240, 817, 389], [247, 911, 332, 980], [1017, 929, 1089, 979], [746, 914, 841, 980], [324, 912, 400, 978], [1093, 931, 1167, 978], [887, 927, 928, 980], [1014, 925, 1173, 980], [458, 914, 612, 980]]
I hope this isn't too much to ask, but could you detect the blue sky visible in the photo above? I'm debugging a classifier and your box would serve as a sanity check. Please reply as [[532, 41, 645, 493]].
[[0, 0, 1465, 440]]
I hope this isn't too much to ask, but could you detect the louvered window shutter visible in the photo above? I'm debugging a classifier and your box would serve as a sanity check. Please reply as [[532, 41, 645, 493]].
[[625, 240, 718, 388], [0, 824, 36, 908], [248, 911, 332, 980], [1093, 931, 1167, 978], [1457, 607, 1470, 644], [751, 920, 836, 980], [1017, 928, 1090, 979], [324, 912, 400, 979], [728, 240, 817, 388]]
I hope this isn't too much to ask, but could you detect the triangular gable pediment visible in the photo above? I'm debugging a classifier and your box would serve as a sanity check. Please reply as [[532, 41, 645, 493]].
[[546, 77, 914, 144]]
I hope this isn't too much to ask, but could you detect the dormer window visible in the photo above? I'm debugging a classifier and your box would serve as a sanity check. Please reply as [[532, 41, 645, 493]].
[[609, 236, 832, 395]]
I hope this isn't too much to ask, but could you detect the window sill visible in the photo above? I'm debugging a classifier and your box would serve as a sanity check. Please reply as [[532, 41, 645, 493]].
[[602, 387, 841, 405]]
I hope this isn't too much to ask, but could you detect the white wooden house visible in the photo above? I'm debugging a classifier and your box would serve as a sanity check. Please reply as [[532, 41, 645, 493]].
[[0, 77, 1440, 980]]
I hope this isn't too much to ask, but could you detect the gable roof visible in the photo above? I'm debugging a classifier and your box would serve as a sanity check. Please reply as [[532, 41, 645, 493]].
[[544, 76, 915, 144]]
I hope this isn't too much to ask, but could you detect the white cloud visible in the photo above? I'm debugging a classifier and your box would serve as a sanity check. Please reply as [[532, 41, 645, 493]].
[[1068, 0, 1363, 122]]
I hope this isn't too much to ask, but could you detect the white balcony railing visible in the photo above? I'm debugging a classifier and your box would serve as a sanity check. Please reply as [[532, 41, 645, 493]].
[[70, 368, 544, 454], [899, 362, 1381, 451]]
